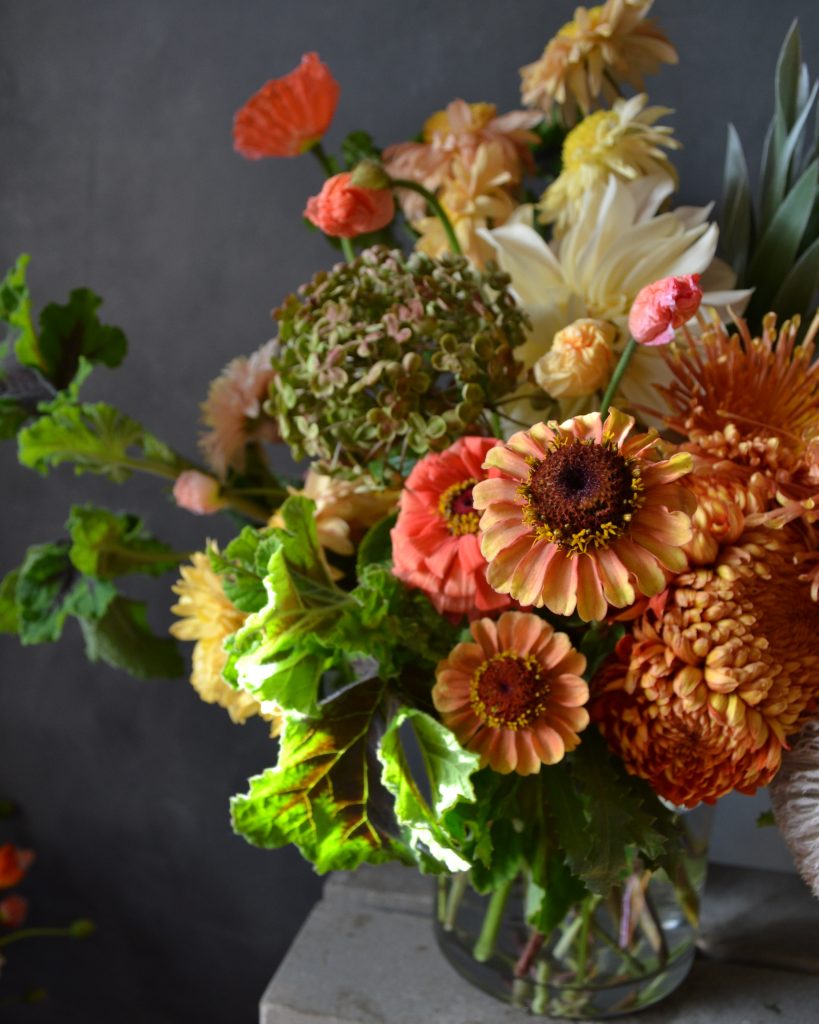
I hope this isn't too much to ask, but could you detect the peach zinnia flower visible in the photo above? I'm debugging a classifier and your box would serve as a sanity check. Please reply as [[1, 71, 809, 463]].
[[473, 408, 695, 621], [593, 527, 819, 806], [520, 0, 678, 125], [233, 53, 340, 159], [433, 611, 589, 774], [391, 436, 513, 617]]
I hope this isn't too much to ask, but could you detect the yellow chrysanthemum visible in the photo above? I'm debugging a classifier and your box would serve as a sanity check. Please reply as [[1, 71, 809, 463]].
[[540, 94, 679, 234], [520, 0, 677, 125], [170, 551, 282, 734]]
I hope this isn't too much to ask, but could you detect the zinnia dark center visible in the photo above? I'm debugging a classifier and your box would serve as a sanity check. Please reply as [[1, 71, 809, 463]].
[[523, 439, 640, 554], [439, 478, 480, 536], [470, 653, 549, 730]]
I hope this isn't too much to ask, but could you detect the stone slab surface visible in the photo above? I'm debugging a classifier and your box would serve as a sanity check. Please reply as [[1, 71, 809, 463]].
[[261, 864, 819, 1024]]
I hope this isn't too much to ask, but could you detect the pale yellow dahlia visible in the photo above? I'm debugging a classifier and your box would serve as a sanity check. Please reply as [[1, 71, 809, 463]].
[[472, 408, 695, 621], [540, 94, 679, 234], [433, 611, 589, 775], [533, 318, 616, 399], [593, 528, 819, 806], [520, 0, 677, 125], [170, 551, 282, 734]]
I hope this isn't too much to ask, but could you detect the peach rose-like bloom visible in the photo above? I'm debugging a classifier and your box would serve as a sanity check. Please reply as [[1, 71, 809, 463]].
[[473, 408, 695, 622], [304, 172, 396, 238], [534, 318, 617, 399], [391, 436, 513, 618], [0, 845, 34, 890], [628, 273, 702, 346], [172, 470, 225, 516], [433, 611, 589, 775], [233, 52, 340, 159]]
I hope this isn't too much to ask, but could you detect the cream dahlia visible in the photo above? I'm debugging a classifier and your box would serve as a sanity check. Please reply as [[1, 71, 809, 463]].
[[433, 611, 589, 774], [472, 408, 695, 621], [391, 436, 512, 617]]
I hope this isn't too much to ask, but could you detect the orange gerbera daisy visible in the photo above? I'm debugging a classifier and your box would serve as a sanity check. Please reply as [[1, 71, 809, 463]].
[[391, 436, 512, 617], [433, 611, 589, 774], [233, 52, 340, 159], [473, 409, 695, 621], [592, 528, 819, 806]]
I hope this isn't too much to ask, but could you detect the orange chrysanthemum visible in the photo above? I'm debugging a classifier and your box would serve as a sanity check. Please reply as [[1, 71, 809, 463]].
[[433, 611, 589, 774], [682, 457, 769, 565], [391, 437, 513, 617], [592, 528, 819, 806], [472, 409, 695, 622], [233, 52, 340, 159], [520, 0, 677, 125], [659, 312, 819, 508]]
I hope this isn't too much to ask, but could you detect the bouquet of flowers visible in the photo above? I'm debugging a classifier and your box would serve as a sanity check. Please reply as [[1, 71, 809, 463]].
[[2, 1, 818, 1016]]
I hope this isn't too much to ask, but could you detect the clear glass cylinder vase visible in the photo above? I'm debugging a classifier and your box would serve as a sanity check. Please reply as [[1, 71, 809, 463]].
[[434, 804, 713, 1019]]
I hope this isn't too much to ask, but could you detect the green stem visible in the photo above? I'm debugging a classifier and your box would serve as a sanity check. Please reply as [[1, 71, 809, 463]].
[[339, 237, 356, 263], [443, 872, 468, 931], [0, 926, 81, 948], [589, 919, 645, 975], [600, 336, 638, 416], [574, 898, 595, 987], [311, 142, 336, 177], [472, 878, 513, 962], [532, 960, 551, 1015], [388, 177, 463, 256]]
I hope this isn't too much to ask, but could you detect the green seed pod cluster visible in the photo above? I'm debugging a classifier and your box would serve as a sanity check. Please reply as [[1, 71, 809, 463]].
[[269, 247, 528, 483]]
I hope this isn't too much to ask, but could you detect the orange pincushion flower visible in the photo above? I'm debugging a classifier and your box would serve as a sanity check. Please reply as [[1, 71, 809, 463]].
[[473, 409, 695, 622], [592, 528, 819, 806], [391, 437, 513, 617], [233, 53, 340, 159], [433, 611, 589, 774]]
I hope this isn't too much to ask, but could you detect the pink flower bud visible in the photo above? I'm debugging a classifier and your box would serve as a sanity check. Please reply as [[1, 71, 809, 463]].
[[628, 274, 703, 346], [172, 470, 225, 515], [304, 172, 395, 238]]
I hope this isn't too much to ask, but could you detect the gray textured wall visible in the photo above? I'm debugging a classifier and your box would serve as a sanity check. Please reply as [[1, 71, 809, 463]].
[[0, 2, 817, 1021]]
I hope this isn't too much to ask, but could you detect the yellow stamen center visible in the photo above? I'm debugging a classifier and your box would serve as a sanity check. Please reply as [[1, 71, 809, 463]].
[[439, 477, 480, 536]]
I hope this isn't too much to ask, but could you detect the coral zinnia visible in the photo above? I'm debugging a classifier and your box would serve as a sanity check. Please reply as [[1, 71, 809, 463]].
[[391, 436, 512, 617], [520, 0, 677, 125], [433, 611, 589, 774], [170, 551, 282, 733], [592, 528, 819, 806], [473, 409, 694, 621], [233, 53, 340, 159]]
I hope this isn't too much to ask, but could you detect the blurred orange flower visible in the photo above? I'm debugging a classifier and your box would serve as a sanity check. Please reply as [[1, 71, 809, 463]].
[[0, 844, 34, 890]]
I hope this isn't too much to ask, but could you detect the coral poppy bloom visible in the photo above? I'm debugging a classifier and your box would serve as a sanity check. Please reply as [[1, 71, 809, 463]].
[[391, 436, 512, 617], [433, 611, 589, 774], [233, 53, 340, 159], [628, 273, 702, 346], [473, 409, 695, 621], [0, 844, 34, 889], [0, 894, 28, 928], [304, 172, 395, 238]]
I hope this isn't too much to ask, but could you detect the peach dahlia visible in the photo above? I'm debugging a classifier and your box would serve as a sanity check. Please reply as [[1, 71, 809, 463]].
[[433, 612, 589, 775], [472, 409, 695, 621]]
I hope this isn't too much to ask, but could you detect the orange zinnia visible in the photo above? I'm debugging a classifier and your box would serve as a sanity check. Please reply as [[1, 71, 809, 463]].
[[433, 611, 589, 775], [233, 52, 340, 159], [473, 409, 694, 622]]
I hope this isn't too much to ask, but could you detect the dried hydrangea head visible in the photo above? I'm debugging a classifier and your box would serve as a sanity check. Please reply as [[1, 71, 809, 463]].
[[520, 0, 678, 126], [592, 528, 819, 806], [270, 247, 528, 484]]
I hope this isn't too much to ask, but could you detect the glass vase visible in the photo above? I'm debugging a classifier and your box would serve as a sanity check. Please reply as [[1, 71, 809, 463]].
[[434, 805, 713, 1019]]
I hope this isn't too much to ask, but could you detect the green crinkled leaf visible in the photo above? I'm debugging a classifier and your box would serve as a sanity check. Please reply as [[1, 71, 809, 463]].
[[378, 706, 479, 872], [66, 504, 180, 579], [0, 399, 30, 439], [208, 527, 271, 614], [79, 595, 184, 679], [341, 130, 381, 169], [37, 288, 126, 391], [18, 399, 182, 481], [0, 570, 20, 633], [355, 513, 397, 575], [0, 255, 39, 371], [525, 840, 587, 936], [231, 678, 409, 872]]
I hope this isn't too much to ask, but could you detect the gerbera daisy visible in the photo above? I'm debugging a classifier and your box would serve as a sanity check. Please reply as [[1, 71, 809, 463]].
[[540, 94, 679, 234], [170, 551, 282, 733], [233, 52, 340, 159], [391, 436, 513, 617], [520, 0, 678, 125], [473, 408, 695, 621], [593, 527, 819, 805], [433, 611, 589, 774]]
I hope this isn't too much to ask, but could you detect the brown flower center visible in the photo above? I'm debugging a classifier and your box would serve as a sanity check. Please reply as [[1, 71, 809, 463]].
[[470, 652, 549, 730], [439, 478, 480, 535], [521, 437, 642, 554]]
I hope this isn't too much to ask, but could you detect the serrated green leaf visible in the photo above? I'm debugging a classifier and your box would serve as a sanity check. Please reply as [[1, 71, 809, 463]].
[[0, 570, 20, 633], [341, 129, 381, 170], [0, 255, 39, 371], [79, 595, 184, 678], [721, 123, 754, 279], [231, 678, 409, 872], [18, 399, 182, 481], [355, 513, 397, 575], [37, 288, 127, 391], [525, 842, 586, 936], [0, 399, 30, 439], [209, 528, 270, 613], [66, 504, 181, 579], [378, 706, 478, 872], [771, 233, 819, 321], [542, 762, 593, 881]]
